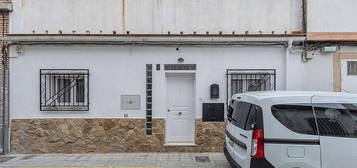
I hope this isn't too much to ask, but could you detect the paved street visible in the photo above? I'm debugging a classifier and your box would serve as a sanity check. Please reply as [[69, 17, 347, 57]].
[[0, 153, 230, 168]]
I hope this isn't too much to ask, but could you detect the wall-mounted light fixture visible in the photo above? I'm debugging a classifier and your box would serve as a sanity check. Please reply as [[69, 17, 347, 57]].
[[177, 57, 184, 63]]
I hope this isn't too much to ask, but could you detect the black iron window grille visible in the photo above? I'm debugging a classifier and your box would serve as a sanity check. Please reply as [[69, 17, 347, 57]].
[[40, 69, 89, 111], [227, 69, 276, 104]]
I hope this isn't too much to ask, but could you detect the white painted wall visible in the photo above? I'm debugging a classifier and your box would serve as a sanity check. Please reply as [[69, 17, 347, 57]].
[[336, 47, 357, 93], [10, 0, 303, 34], [10, 44, 346, 119], [308, 0, 357, 32], [293, 46, 357, 92], [285, 48, 334, 91], [10, 45, 293, 119], [301, 51, 334, 91], [341, 59, 357, 93]]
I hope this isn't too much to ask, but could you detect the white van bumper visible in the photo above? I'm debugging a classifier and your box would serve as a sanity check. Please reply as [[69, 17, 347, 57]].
[[224, 143, 275, 168]]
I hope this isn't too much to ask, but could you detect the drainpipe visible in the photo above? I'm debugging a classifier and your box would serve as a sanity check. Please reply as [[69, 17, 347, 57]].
[[285, 39, 293, 90], [0, 10, 9, 154], [302, 0, 307, 33], [0, 11, 4, 154], [2, 46, 9, 154]]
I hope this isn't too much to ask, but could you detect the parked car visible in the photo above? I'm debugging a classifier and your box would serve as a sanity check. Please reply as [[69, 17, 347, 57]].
[[224, 91, 357, 168]]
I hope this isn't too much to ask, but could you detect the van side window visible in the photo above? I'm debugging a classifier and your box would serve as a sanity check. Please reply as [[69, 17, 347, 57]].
[[245, 105, 263, 130], [232, 101, 252, 129], [313, 103, 357, 138], [227, 100, 234, 120], [271, 105, 318, 135]]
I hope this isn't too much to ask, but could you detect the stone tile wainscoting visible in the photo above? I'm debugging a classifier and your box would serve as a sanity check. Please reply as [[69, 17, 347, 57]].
[[11, 119, 225, 153]]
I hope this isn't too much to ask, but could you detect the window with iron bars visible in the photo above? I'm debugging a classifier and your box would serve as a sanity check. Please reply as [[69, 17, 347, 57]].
[[226, 69, 276, 104], [40, 69, 89, 111]]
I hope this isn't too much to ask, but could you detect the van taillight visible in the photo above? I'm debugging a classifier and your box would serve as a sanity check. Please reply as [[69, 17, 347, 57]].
[[251, 129, 264, 158]]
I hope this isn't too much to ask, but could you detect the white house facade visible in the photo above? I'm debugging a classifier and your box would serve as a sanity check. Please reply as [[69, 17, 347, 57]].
[[0, 0, 357, 153]]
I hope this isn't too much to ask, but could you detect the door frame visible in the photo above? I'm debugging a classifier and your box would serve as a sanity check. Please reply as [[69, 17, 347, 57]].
[[164, 71, 196, 144], [333, 53, 357, 92]]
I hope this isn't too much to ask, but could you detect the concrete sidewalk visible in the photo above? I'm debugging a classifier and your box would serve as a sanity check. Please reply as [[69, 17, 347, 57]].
[[0, 152, 230, 168]]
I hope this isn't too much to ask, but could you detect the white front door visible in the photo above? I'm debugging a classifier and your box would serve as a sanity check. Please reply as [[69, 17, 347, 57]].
[[341, 60, 357, 93], [166, 74, 195, 143]]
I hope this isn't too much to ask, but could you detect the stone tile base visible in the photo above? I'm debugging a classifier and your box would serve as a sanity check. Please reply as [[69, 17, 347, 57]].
[[11, 118, 225, 153]]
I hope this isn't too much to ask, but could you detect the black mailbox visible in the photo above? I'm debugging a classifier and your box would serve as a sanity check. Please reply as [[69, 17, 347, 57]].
[[210, 84, 219, 98], [202, 103, 224, 122]]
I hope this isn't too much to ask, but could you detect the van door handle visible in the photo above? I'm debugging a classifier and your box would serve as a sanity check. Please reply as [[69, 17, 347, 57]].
[[240, 134, 248, 139]]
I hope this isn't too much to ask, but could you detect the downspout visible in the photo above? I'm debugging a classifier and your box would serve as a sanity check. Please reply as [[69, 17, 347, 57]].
[[2, 45, 9, 154], [0, 11, 4, 154], [0, 10, 9, 154], [302, 0, 307, 33], [285, 39, 293, 90]]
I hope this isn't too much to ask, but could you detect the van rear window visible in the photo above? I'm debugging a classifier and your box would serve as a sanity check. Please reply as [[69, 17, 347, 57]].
[[313, 104, 357, 138], [230, 101, 263, 130], [232, 101, 251, 129], [271, 105, 318, 135]]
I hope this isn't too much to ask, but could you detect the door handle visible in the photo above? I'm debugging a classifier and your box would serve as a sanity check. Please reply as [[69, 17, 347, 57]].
[[178, 112, 182, 115], [167, 109, 170, 112], [240, 134, 248, 139]]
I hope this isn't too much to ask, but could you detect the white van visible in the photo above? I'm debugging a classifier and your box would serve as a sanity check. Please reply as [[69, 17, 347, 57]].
[[224, 91, 357, 168]]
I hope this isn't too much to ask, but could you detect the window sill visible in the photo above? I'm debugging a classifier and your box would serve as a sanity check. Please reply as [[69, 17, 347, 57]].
[[40, 106, 88, 111]]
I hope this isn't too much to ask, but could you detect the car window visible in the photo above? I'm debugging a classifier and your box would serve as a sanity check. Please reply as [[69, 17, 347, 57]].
[[313, 103, 357, 138], [245, 105, 263, 130], [227, 100, 234, 120], [271, 104, 318, 135], [232, 101, 252, 129]]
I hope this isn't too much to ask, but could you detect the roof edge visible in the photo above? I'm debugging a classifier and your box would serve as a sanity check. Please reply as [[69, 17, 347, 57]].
[[1, 34, 306, 43]]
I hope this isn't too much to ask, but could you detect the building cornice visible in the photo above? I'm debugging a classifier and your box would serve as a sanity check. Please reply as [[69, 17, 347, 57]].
[[0, 34, 306, 45], [307, 32, 357, 41]]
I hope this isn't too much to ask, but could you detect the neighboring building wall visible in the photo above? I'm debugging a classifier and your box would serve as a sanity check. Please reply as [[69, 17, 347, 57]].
[[292, 46, 357, 92], [307, 0, 357, 40], [307, 0, 357, 32], [306, 0, 357, 91], [10, 0, 303, 34], [311, 46, 357, 93]]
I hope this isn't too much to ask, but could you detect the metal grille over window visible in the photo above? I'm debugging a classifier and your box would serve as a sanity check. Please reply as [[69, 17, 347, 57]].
[[146, 64, 153, 135], [40, 69, 89, 111], [164, 64, 196, 71], [226, 69, 276, 104], [347, 61, 357, 75]]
